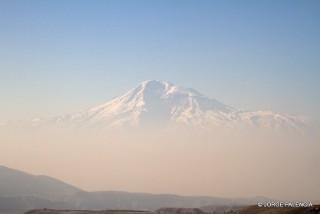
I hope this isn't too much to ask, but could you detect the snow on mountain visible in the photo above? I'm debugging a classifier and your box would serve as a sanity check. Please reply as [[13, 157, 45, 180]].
[[42, 80, 306, 130]]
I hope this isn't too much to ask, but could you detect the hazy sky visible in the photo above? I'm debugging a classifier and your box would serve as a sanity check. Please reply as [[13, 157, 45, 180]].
[[1, 128, 319, 201], [1, 1, 320, 201], [0, 0, 319, 121]]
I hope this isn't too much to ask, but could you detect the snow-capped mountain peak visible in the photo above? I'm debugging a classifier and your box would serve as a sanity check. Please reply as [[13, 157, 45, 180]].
[[83, 80, 233, 126], [39, 80, 306, 130]]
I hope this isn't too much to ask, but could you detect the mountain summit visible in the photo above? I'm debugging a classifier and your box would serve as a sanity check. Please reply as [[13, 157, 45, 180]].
[[48, 80, 305, 130]]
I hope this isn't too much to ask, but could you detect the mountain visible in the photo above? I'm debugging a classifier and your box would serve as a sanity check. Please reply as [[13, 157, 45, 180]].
[[0, 166, 81, 213], [0, 166, 270, 213], [38, 80, 305, 130], [0, 166, 82, 201], [67, 191, 230, 210]]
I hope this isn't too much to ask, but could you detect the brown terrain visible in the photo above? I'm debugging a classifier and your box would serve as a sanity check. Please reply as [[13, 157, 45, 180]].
[[24, 205, 320, 214], [25, 208, 207, 214], [25, 210, 154, 214]]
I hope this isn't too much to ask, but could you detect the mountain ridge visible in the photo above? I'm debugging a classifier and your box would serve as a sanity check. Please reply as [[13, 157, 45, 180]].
[[0, 165, 82, 201], [41, 80, 306, 130], [0, 166, 273, 213]]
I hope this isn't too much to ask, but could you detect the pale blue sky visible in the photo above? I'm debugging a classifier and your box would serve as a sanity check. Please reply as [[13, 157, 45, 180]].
[[0, 0, 319, 121]]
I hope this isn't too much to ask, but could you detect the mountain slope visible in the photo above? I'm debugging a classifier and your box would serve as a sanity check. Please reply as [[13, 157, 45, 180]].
[[0, 166, 82, 201], [44, 80, 305, 130], [0, 166, 272, 213], [68, 191, 270, 211]]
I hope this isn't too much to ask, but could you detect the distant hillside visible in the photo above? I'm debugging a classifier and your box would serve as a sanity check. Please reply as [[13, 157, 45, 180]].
[[0, 166, 82, 201], [0, 166, 272, 214], [0, 196, 74, 214], [67, 191, 235, 210], [157, 208, 204, 214]]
